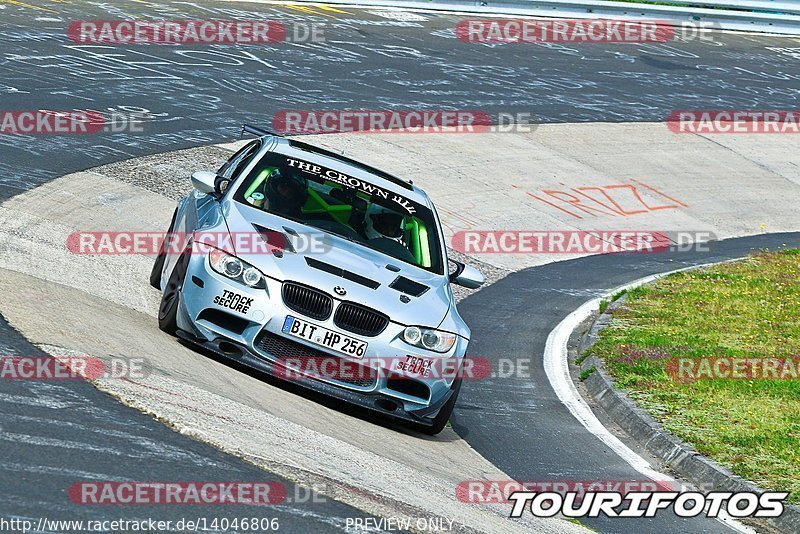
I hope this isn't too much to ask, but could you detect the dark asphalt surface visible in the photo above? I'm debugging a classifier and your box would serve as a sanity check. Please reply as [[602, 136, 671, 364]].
[[1, 0, 799, 532], [0, 317, 377, 532], [2, 0, 800, 202], [455, 232, 800, 533]]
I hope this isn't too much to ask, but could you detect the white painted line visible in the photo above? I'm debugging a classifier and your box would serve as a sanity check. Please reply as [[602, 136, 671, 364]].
[[543, 260, 754, 533], [544, 298, 672, 481]]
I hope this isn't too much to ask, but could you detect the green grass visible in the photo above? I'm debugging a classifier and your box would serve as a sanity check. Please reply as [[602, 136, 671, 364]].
[[580, 367, 596, 381], [591, 250, 800, 502]]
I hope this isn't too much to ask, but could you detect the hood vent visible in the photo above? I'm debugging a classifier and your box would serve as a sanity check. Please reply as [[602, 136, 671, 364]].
[[389, 276, 429, 297], [305, 257, 380, 290], [252, 224, 294, 253]]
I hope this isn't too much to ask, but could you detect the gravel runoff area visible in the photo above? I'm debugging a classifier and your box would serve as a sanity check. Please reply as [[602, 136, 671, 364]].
[[93, 144, 511, 303]]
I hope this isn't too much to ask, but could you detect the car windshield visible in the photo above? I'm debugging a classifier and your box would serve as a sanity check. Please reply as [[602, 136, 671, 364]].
[[233, 152, 444, 274]]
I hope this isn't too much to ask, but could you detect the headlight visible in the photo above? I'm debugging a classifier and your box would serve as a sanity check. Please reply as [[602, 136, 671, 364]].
[[208, 247, 266, 289], [401, 326, 456, 353]]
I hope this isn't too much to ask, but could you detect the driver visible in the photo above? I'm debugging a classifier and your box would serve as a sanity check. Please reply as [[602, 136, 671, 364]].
[[364, 205, 405, 242], [264, 168, 308, 217], [363, 204, 416, 263]]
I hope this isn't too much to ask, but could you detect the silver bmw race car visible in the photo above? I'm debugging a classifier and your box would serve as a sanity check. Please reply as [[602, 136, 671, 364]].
[[151, 125, 484, 434]]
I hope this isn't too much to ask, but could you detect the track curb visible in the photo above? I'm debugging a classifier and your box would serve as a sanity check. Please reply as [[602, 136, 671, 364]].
[[572, 279, 800, 533]]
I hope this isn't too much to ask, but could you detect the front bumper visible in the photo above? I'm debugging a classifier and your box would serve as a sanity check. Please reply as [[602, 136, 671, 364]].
[[175, 330, 455, 427], [175, 253, 465, 426]]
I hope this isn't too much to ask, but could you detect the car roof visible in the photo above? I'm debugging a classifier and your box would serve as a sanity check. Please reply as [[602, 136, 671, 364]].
[[269, 137, 432, 208]]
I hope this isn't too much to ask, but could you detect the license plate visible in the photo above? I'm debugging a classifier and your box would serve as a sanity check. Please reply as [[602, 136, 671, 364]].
[[281, 316, 367, 358]]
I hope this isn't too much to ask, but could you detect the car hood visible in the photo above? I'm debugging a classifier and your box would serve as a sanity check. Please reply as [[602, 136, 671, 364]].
[[221, 202, 453, 330]]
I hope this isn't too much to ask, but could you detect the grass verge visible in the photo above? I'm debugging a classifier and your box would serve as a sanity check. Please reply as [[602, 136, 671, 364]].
[[591, 250, 800, 503]]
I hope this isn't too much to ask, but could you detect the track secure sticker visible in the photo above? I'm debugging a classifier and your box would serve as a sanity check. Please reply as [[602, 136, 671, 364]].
[[396, 355, 433, 377], [213, 290, 253, 314]]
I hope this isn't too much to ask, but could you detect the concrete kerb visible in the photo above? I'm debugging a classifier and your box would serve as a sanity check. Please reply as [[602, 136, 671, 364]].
[[571, 263, 800, 533]]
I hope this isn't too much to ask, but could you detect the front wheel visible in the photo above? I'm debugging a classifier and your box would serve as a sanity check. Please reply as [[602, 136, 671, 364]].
[[417, 377, 462, 435], [158, 248, 189, 335]]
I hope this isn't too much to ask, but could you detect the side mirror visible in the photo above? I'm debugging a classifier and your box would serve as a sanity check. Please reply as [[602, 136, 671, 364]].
[[449, 260, 485, 289], [191, 171, 220, 196]]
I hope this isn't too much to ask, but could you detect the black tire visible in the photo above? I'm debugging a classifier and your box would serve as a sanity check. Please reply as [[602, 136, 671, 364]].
[[158, 247, 190, 335], [149, 208, 179, 289], [418, 377, 462, 435]]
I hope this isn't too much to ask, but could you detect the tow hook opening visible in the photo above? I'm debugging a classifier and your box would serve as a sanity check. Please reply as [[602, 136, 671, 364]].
[[375, 397, 400, 412], [217, 341, 242, 356]]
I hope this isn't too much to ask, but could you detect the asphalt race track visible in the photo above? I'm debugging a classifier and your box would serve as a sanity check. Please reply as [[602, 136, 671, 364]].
[[0, 316, 378, 532], [2, 0, 800, 199], [456, 232, 800, 533], [1, 1, 800, 533]]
